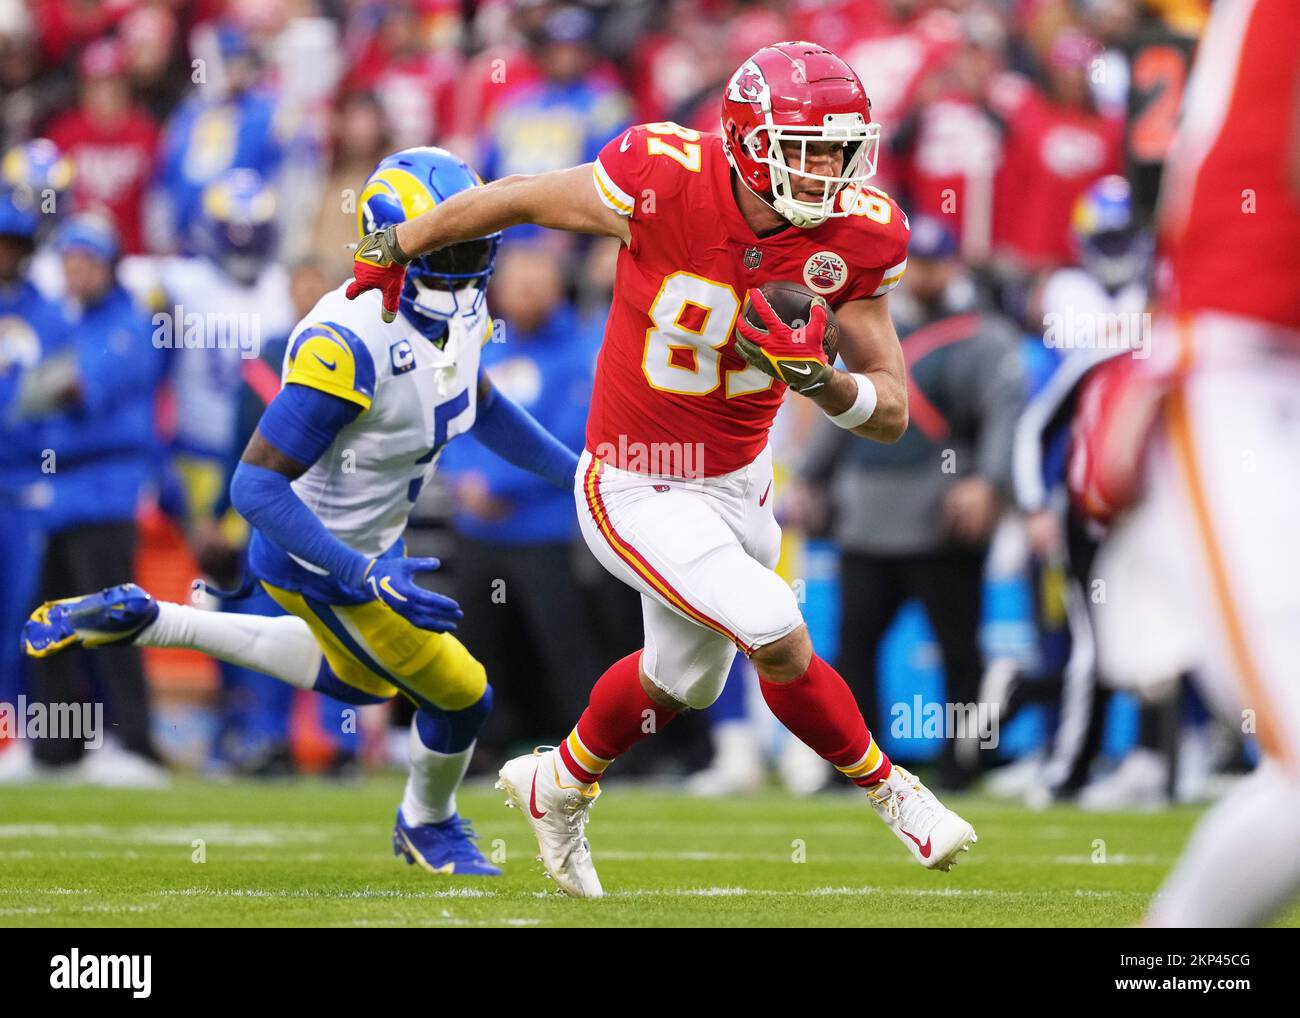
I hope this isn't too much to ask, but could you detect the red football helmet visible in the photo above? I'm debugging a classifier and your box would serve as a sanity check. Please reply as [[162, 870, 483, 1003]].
[[721, 40, 879, 228], [1067, 354, 1169, 524]]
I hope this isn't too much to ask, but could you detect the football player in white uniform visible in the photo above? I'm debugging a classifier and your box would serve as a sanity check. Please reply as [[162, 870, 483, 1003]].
[[23, 148, 582, 876]]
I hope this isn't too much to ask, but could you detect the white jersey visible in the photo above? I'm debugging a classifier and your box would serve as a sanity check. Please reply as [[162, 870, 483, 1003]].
[[1013, 268, 1148, 511], [280, 284, 487, 562], [119, 255, 294, 458]]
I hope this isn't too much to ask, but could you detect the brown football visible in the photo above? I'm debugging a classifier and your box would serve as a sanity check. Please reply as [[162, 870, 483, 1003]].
[[741, 280, 841, 362]]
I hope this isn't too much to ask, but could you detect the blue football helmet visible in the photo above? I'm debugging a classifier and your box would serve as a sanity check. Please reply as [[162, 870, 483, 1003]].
[[0, 187, 39, 241], [195, 168, 278, 285], [1071, 175, 1151, 291], [1, 138, 74, 240], [357, 147, 500, 328]]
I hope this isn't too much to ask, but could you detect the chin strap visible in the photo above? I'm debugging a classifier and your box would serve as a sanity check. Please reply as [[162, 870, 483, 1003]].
[[734, 168, 828, 229]]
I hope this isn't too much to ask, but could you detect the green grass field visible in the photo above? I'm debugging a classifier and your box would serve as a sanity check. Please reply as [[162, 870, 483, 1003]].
[[1, 777, 1296, 927]]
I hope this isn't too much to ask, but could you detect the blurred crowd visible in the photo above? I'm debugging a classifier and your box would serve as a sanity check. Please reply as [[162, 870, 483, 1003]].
[[0, 0, 1237, 807]]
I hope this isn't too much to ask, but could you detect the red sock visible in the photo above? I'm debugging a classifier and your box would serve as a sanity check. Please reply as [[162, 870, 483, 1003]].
[[557, 652, 678, 785], [759, 653, 891, 787]]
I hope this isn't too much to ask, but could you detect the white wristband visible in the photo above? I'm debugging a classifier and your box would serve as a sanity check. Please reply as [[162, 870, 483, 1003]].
[[828, 373, 878, 429]]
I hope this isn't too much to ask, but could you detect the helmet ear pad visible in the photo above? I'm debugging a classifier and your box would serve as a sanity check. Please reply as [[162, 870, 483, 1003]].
[[724, 119, 770, 193]]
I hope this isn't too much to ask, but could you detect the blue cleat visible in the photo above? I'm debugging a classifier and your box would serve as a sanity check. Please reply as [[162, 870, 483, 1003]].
[[392, 809, 503, 877], [23, 583, 159, 658]]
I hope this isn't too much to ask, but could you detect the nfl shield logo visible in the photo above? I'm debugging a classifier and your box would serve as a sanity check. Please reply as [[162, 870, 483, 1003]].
[[743, 247, 762, 270]]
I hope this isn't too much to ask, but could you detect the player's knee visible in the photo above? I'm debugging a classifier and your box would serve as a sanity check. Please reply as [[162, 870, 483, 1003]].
[[750, 625, 812, 683], [672, 672, 726, 712], [404, 634, 488, 712], [414, 683, 492, 754], [311, 660, 394, 706], [640, 647, 733, 711]]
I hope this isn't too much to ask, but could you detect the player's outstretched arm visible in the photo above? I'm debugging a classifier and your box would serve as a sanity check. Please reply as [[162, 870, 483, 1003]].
[[348, 164, 629, 320], [400, 164, 631, 254], [814, 294, 908, 443], [470, 371, 580, 489], [230, 385, 462, 632]]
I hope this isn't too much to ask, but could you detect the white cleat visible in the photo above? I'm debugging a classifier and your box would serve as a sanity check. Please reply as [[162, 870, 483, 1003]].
[[496, 748, 603, 898], [867, 765, 977, 872]]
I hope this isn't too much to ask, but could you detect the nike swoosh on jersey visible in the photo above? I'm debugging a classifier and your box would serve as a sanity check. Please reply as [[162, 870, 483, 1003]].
[[619, 130, 633, 152], [313, 352, 338, 371]]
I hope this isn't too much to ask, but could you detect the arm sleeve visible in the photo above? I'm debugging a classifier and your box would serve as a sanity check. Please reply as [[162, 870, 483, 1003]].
[[870, 205, 911, 298], [837, 194, 911, 303], [591, 124, 669, 220], [229, 383, 369, 588], [471, 370, 580, 490], [231, 462, 371, 589], [1012, 353, 1095, 512]]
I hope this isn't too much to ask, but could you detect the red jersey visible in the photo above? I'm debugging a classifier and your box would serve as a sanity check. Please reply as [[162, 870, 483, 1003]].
[[1159, 0, 1300, 332], [991, 86, 1123, 268], [46, 107, 158, 254], [588, 123, 910, 477], [899, 88, 1007, 262], [839, 7, 962, 187]]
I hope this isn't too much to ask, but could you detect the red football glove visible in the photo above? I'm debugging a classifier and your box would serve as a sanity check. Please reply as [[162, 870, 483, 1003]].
[[1067, 355, 1171, 524], [734, 288, 832, 394], [346, 225, 410, 323]]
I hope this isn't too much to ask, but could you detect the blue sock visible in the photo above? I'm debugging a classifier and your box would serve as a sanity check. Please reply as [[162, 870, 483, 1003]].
[[414, 684, 493, 754]]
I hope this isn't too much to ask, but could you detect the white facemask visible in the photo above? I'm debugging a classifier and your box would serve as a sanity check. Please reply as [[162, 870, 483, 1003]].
[[409, 279, 482, 320]]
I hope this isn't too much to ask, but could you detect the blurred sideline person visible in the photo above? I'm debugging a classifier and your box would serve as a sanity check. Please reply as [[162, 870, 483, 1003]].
[[0, 185, 67, 750], [1079, 0, 1300, 927], [438, 243, 601, 758], [799, 216, 1024, 790], [11, 213, 166, 783], [25, 147, 580, 878], [125, 168, 295, 543], [148, 25, 282, 250], [204, 258, 361, 778], [998, 176, 1178, 806], [4, 137, 75, 299], [45, 37, 159, 254]]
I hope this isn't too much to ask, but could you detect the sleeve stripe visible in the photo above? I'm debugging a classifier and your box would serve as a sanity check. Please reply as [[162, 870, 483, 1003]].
[[593, 158, 635, 216], [289, 376, 373, 410], [872, 258, 908, 297]]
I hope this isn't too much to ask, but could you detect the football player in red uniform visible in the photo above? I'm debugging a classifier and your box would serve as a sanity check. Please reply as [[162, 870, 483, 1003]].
[[1078, 0, 1300, 928], [349, 41, 977, 896]]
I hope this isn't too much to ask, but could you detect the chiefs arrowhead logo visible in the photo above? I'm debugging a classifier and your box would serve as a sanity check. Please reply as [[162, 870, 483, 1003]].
[[727, 61, 768, 104]]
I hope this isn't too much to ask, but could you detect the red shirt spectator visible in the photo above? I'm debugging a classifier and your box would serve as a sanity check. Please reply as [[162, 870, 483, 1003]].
[[893, 18, 1014, 263], [45, 38, 159, 253], [992, 31, 1123, 268], [344, 3, 462, 149], [838, 1, 964, 188]]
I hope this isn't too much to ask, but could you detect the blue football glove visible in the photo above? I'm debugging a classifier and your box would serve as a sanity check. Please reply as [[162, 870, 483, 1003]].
[[365, 557, 463, 632]]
